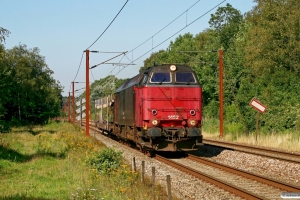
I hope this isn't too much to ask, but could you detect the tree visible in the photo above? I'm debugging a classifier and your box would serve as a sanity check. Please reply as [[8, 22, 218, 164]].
[[141, 33, 196, 72], [1, 44, 63, 125], [0, 27, 10, 44], [237, 0, 300, 132], [209, 3, 243, 49], [245, 0, 300, 75]]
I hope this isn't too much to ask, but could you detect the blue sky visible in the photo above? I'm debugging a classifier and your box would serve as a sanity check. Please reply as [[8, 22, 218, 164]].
[[1, 0, 257, 97]]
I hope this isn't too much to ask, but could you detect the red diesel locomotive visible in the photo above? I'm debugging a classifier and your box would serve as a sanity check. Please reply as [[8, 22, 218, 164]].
[[98, 64, 203, 153]]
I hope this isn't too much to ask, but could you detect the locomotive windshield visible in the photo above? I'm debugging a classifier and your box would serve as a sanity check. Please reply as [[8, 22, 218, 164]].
[[175, 72, 196, 83], [150, 72, 171, 83]]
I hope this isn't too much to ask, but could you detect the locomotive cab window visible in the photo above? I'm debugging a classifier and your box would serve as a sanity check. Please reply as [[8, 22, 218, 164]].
[[175, 72, 196, 84], [142, 74, 148, 85], [138, 73, 148, 87], [150, 72, 171, 83]]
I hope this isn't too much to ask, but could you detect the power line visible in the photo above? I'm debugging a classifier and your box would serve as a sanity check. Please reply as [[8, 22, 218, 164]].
[[73, 52, 85, 82], [69, 51, 84, 94], [114, 0, 226, 76], [131, 0, 202, 52], [75, 0, 226, 96], [93, 0, 226, 93], [132, 0, 226, 63], [91, 69, 95, 81], [86, 0, 129, 50]]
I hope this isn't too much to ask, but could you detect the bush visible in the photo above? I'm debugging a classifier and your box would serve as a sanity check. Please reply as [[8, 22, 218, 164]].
[[88, 148, 123, 175]]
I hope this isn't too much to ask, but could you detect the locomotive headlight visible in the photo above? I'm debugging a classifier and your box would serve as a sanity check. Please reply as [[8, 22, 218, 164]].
[[152, 119, 159, 126], [170, 65, 177, 71], [190, 110, 196, 116], [188, 119, 196, 127], [152, 109, 158, 116]]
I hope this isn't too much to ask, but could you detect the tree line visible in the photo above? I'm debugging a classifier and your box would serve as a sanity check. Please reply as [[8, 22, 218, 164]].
[[140, 0, 300, 133], [0, 28, 63, 128], [86, 0, 300, 134], [2, 0, 299, 134]]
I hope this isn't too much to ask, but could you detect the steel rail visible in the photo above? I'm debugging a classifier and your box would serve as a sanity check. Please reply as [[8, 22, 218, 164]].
[[154, 154, 265, 200], [203, 139, 300, 164], [80, 122, 300, 197], [187, 154, 300, 193]]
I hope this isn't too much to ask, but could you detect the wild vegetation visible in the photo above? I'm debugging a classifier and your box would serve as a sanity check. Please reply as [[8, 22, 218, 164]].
[[141, 0, 300, 134], [0, 122, 175, 199], [0, 29, 63, 128], [1, 0, 299, 136], [84, 1, 300, 136]]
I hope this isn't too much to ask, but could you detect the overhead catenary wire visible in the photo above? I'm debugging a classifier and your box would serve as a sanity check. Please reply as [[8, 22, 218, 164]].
[[130, 0, 226, 64], [88, 0, 226, 98], [68, 52, 85, 94], [131, 0, 202, 52], [74, 0, 226, 97], [86, 0, 129, 50], [91, 0, 227, 94], [69, 0, 128, 95], [91, 70, 95, 81], [90, 51, 128, 69], [112, 0, 226, 78]]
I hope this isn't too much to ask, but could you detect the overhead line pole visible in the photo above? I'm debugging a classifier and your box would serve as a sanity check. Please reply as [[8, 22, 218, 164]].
[[219, 50, 224, 137], [72, 81, 75, 124], [68, 92, 71, 122], [85, 50, 90, 137]]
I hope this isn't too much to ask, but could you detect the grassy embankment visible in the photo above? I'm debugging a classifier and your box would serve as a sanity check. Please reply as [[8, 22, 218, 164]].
[[0, 122, 176, 200], [202, 118, 300, 152]]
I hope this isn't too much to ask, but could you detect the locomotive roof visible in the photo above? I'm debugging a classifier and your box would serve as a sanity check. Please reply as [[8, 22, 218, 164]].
[[115, 74, 141, 93], [141, 64, 193, 73], [115, 64, 196, 93]]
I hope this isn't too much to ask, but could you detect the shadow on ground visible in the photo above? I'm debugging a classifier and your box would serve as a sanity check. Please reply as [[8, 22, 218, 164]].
[[0, 195, 53, 200], [0, 145, 66, 163]]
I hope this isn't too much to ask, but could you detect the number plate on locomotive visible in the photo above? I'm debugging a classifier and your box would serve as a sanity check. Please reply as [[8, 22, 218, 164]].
[[168, 115, 179, 119]]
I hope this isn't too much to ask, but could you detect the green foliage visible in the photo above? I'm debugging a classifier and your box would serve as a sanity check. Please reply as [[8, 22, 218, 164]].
[[209, 3, 244, 49], [88, 148, 123, 175], [0, 120, 11, 133], [141, 33, 196, 72], [136, 1, 300, 134], [245, 0, 300, 75], [0, 27, 10, 44], [0, 44, 63, 125]]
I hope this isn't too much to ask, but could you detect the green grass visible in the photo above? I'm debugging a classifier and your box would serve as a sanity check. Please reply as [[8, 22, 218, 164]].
[[202, 118, 300, 152], [0, 121, 177, 200]]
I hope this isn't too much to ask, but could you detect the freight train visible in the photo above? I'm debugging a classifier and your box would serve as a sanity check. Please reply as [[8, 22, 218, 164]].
[[97, 64, 203, 154]]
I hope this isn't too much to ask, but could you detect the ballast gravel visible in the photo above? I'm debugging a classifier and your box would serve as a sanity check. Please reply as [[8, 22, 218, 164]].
[[91, 131, 300, 200]]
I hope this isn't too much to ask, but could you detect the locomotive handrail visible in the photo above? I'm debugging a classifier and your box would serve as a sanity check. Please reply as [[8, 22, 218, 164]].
[[142, 97, 172, 101], [176, 97, 201, 101], [142, 97, 201, 101], [147, 108, 200, 112]]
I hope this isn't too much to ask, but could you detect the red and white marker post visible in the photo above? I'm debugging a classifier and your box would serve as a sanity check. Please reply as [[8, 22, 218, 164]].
[[249, 98, 267, 142]]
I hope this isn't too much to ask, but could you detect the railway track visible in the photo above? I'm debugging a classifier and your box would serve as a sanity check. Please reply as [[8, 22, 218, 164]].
[[203, 138, 300, 164], [80, 123, 300, 199], [157, 154, 300, 200], [155, 154, 265, 200]]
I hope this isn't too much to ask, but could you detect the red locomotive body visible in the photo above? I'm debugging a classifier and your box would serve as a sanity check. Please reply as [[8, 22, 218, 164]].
[[101, 64, 202, 152]]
